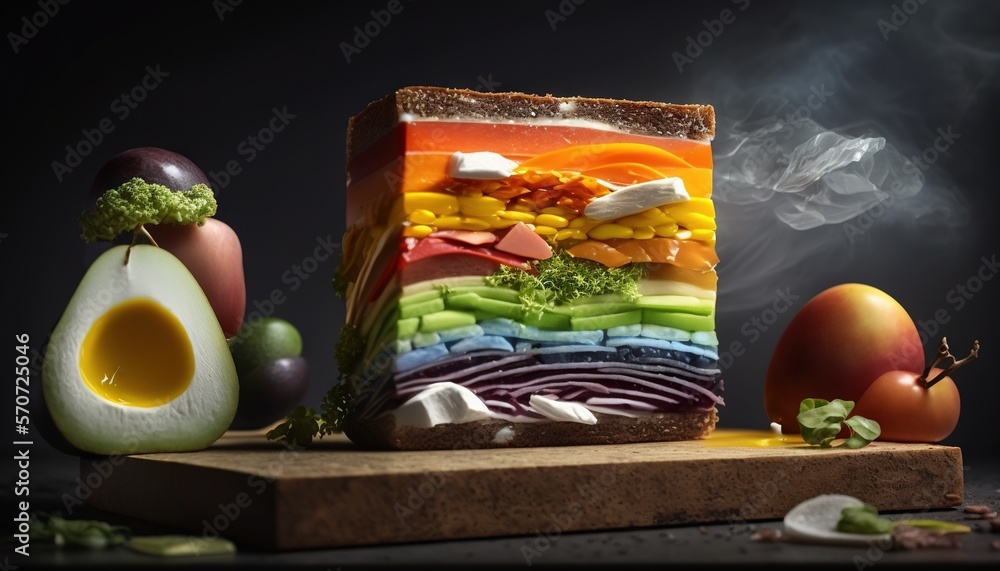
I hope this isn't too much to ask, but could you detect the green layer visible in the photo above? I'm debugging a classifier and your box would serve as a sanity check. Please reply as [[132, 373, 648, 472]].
[[359, 281, 718, 361]]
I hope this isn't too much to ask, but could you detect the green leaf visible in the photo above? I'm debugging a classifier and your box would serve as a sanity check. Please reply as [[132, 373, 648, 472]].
[[802, 423, 842, 448], [840, 433, 872, 449], [265, 406, 321, 448], [836, 504, 895, 535], [799, 398, 830, 413], [797, 398, 851, 447], [797, 399, 850, 429], [895, 520, 972, 533], [797, 398, 879, 449], [845, 415, 880, 440]]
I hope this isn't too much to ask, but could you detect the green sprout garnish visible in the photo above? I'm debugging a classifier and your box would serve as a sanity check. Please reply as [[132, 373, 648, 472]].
[[837, 504, 971, 535], [836, 504, 895, 535], [79, 177, 217, 243], [486, 251, 646, 314], [266, 324, 361, 447], [797, 398, 881, 449]]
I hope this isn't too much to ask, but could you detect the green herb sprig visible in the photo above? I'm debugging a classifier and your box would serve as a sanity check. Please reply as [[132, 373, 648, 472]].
[[486, 251, 645, 314], [267, 323, 359, 447], [797, 398, 881, 448]]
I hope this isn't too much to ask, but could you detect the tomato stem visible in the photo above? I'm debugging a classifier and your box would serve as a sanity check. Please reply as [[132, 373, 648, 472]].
[[921, 337, 981, 389]]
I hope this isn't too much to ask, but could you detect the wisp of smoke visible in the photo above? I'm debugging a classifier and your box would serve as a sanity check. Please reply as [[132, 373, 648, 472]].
[[687, 2, 996, 313], [713, 96, 923, 230]]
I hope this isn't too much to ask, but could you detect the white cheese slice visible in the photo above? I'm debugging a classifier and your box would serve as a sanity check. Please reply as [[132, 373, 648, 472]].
[[584, 177, 690, 220], [447, 151, 519, 180], [393, 382, 494, 428], [529, 394, 598, 425]]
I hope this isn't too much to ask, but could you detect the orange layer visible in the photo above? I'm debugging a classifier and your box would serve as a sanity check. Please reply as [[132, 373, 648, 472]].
[[347, 153, 712, 223], [349, 121, 713, 185], [567, 238, 718, 270]]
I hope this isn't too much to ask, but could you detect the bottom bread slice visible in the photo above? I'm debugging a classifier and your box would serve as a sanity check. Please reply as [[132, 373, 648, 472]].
[[344, 409, 718, 450]]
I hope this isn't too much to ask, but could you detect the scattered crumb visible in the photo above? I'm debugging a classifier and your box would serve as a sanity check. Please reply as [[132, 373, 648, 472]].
[[944, 493, 963, 506], [964, 505, 992, 515], [698, 526, 708, 534], [749, 528, 782, 542], [992, 540, 1000, 551], [892, 525, 962, 550], [990, 518, 1000, 533], [492, 426, 516, 445]]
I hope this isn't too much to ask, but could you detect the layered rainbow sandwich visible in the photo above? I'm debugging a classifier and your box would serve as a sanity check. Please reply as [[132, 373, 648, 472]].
[[339, 87, 720, 449]]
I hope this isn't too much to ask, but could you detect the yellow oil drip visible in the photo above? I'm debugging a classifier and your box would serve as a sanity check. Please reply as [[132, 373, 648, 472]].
[[701, 429, 805, 448], [79, 298, 194, 407]]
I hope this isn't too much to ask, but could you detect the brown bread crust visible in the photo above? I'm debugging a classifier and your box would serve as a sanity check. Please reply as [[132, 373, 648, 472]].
[[348, 86, 716, 159], [343, 409, 719, 451]]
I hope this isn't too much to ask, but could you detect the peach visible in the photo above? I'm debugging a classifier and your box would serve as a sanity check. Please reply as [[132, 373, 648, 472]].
[[764, 283, 924, 433], [148, 218, 246, 338]]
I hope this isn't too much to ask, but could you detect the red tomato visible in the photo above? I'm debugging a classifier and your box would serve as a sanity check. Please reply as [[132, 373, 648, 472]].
[[851, 367, 961, 443]]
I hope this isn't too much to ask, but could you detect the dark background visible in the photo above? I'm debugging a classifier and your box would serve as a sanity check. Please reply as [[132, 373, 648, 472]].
[[3, 0, 998, 490]]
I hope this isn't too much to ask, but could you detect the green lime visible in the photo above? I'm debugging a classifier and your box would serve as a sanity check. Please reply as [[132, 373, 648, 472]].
[[229, 317, 302, 377]]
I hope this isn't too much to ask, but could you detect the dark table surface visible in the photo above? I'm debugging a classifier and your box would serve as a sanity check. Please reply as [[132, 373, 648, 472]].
[[8, 448, 1000, 570]]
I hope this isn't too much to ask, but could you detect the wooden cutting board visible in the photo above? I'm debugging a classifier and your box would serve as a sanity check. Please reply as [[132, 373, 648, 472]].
[[81, 429, 963, 550]]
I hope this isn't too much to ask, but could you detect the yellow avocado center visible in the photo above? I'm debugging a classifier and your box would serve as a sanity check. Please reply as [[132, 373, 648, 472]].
[[79, 298, 195, 407]]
